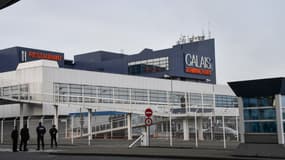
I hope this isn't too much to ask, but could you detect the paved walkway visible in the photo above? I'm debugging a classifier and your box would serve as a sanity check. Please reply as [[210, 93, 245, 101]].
[[0, 139, 283, 160]]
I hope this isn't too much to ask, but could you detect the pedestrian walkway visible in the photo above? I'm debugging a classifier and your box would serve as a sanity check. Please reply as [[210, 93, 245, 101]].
[[0, 140, 283, 160], [0, 148, 62, 152]]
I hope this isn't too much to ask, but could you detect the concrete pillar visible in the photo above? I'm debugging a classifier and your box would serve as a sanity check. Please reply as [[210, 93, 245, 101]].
[[127, 113, 132, 140], [210, 115, 213, 141], [161, 122, 164, 133], [88, 108, 92, 146], [40, 116, 44, 124], [222, 115, 226, 148], [235, 116, 239, 142], [71, 115, 74, 144], [54, 105, 59, 128], [110, 120, 113, 139], [14, 118, 17, 128], [26, 117, 31, 129], [197, 117, 204, 141], [1, 119, 3, 144], [194, 112, 198, 148], [275, 94, 284, 144], [20, 103, 24, 129], [169, 112, 173, 147], [65, 120, 68, 138], [183, 119, 189, 141], [238, 97, 245, 143]]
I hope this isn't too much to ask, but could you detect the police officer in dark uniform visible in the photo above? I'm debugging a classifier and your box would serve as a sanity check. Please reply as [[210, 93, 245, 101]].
[[49, 124, 58, 148], [11, 126, 18, 152], [19, 124, 30, 151], [36, 122, 46, 150]]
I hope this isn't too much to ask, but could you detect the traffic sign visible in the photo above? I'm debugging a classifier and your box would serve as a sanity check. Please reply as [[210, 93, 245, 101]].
[[145, 117, 152, 126], [145, 108, 153, 117]]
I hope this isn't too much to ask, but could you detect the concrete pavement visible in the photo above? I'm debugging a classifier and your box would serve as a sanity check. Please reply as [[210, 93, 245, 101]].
[[0, 139, 283, 160]]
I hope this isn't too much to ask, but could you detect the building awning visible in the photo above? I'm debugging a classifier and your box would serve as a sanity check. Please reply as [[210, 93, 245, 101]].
[[0, 0, 20, 10], [228, 77, 285, 97]]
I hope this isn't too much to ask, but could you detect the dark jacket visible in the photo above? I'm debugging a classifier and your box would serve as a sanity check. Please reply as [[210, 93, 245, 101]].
[[49, 127, 57, 136], [20, 128, 30, 141], [11, 129, 18, 140], [36, 125, 46, 137]]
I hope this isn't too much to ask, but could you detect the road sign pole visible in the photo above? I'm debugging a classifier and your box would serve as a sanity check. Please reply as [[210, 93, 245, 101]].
[[146, 125, 150, 146], [144, 108, 153, 147]]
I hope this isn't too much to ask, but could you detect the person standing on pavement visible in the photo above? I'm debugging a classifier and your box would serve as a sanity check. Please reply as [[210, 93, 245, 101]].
[[36, 122, 46, 150], [11, 126, 19, 152], [19, 124, 30, 151], [49, 124, 58, 148]]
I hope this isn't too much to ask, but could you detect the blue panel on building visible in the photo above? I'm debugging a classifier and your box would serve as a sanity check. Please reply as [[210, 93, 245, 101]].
[[69, 111, 126, 117], [0, 39, 216, 84]]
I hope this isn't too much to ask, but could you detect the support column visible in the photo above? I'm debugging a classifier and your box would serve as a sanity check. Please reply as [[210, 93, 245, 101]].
[[54, 105, 59, 128], [169, 111, 173, 147], [183, 119, 189, 141], [71, 115, 74, 145], [1, 119, 3, 144], [14, 118, 17, 128], [26, 117, 31, 129], [210, 115, 213, 141], [235, 115, 239, 142], [197, 117, 204, 141], [194, 112, 198, 148], [88, 108, 92, 146], [40, 116, 44, 124], [20, 103, 24, 130], [238, 97, 245, 143], [222, 115, 226, 148], [65, 120, 68, 138], [127, 113, 132, 140], [110, 119, 113, 139], [275, 94, 284, 144]]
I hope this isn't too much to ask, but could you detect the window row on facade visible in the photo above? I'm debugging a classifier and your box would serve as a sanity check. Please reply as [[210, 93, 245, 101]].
[[243, 96, 274, 108], [128, 57, 169, 75], [0, 84, 29, 99], [53, 83, 238, 108]]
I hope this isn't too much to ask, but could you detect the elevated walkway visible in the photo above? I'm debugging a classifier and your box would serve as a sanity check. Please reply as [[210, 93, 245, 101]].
[[0, 84, 237, 117]]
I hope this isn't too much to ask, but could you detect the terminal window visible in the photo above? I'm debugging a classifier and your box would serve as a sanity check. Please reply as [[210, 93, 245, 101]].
[[215, 95, 238, 108], [242, 96, 276, 133], [128, 57, 169, 75]]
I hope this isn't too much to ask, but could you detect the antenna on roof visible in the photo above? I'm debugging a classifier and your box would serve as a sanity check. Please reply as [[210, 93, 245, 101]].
[[207, 21, 211, 39]]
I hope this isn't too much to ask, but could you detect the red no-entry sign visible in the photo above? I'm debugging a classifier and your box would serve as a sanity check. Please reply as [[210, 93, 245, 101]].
[[145, 117, 153, 126], [145, 108, 153, 117]]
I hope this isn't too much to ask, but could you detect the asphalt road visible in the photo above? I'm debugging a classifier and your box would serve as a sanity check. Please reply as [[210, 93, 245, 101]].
[[0, 152, 182, 160]]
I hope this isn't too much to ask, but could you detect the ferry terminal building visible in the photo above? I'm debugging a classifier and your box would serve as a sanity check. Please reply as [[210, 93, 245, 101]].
[[0, 38, 238, 144]]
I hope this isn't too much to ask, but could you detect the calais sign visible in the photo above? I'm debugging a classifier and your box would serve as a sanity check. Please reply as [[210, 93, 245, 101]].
[[184, 53, 212, 76]]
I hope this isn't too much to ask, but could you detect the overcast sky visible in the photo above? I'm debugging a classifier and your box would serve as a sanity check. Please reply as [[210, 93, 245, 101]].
[[1, 0, 284, 84]]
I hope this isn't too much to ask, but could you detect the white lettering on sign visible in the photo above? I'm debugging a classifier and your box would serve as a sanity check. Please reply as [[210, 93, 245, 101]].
[[184, 53, 212, 69]]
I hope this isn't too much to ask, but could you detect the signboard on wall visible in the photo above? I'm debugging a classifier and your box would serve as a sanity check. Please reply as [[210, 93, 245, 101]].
[[21, 50, 63, 62], [184, 53, 213, 76], [19, 48, 65, 67]]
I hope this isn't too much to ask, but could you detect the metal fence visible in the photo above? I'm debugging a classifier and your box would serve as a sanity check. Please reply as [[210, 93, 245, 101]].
[[0, 115, 240, 149]]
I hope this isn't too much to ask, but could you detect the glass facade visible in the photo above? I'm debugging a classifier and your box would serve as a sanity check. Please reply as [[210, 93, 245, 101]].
[[128, 57, 169, 75], [243, 96, 276, 133], [243, 96, 273, 107], [215, 95, 238, 108], [245, 121, 277, 133], [244, 108, 276, 120], [0, 84, 29, 100], [53, 83, 238, 109]]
